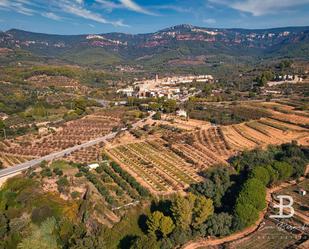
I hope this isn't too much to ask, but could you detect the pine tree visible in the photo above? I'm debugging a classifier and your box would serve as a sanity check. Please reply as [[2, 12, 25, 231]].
[[192, 196, 214, 228]]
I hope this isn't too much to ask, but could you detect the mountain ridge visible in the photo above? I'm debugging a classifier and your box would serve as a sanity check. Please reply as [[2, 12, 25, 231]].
[[5, 24, 309, 36], [1, 24, 309, 67]]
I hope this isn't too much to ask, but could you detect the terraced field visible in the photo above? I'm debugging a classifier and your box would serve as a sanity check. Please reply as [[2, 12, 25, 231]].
[[106, 127, 234, 194], [107, 139, 201, 194], [226, 219, 299, 249], [221, 117, 308, 150], [106, 110, 308, 195]]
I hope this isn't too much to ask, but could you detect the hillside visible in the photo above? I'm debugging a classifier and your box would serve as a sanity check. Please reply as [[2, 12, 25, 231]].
[[1, 24, 309, 68]]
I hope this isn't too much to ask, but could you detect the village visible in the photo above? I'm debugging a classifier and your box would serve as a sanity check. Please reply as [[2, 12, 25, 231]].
[[117, 74, 214, 100]]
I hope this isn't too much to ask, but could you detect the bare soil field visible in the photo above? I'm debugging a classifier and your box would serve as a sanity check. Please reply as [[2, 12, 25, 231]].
[[160, 115, 212, 131], [0, 113, 120, 167], [106, 126, 234, 194], [221, 117, 308, 151], [63, 143, 105, 164], [105, 103, 309, 195], [106, 139, 201, 194], [226, 219, 300, 249]]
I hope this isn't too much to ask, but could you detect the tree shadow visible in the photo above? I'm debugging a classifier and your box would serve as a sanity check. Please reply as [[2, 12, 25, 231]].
[[118, 235, 138, 249], [138, 214, 148, 234], [150, 199, 172, 216]]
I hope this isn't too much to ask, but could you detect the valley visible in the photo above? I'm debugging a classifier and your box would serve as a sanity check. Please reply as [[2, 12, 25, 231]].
[[0, 24, 308, 249]]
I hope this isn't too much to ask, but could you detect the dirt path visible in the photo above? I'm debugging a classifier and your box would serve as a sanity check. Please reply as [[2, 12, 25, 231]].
[[181, 181, 298, 249]]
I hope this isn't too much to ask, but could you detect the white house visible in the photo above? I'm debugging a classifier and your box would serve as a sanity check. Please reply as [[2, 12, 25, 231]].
[[176, 109, 187, 118], [88, 163, 100, 170], [298, 188, 307, 196], [116, 87, 135, 97]]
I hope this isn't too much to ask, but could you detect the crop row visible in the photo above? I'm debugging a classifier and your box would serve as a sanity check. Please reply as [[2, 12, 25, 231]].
[[109, 161, 150, 197], [195, 127, 231, 157], [126, 143, 197, 186], [85, 172, 119, 207], [99, 163, 140, 200], [4, 115, 119, 158], [108, 147, 168, 192]]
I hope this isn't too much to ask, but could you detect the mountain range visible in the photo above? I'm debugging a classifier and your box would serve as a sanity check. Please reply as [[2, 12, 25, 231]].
[[1, 24, 309, 68]]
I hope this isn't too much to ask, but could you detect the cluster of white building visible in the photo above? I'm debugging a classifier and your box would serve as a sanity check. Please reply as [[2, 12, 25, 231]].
[[117, 75, 213, 99], [267, 74, 304, 87]]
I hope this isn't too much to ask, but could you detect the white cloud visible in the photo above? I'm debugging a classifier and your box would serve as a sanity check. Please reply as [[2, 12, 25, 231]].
[[96, 0, 157, 15], [0, 0, 129, 27], [203, 18, 216, 24], [119, 0, 156, 15], [151, 4, 193, 13], [96, 0, 123, 10], [59, 2, 129, 27], [0, 0, 35, 15], [209, 0, 309, 16], [42, 12, 62, 21]]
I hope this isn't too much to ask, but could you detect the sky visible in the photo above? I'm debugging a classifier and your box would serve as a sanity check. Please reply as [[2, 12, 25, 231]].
[[0, 0, 309, 35]]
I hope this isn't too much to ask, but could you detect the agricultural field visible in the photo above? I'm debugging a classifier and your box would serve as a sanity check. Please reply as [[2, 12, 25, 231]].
[[106, 126, 233, 194], [275, 179, 309, 219], [63, 143, 105, 164], [106, 139, 201, 194], [249, 101, 309, 126], [0, 113, 121, 167], [187, 102, 273, 125], [226, 219, 300, 249], [106, 100, 309, 195], [22, 159, 150, 228], [221, 116, 309, 151]]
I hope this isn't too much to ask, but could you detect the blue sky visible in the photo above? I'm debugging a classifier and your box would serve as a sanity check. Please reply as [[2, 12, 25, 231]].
[[0, 0, 309, 34]]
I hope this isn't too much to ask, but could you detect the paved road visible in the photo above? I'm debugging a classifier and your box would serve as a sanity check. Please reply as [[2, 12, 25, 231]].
[[0, 132, 118, 178], [0, 113, 153, 178]]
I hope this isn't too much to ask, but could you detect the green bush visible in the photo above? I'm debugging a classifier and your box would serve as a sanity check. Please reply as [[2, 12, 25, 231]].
[[31, 206, 53, 224]]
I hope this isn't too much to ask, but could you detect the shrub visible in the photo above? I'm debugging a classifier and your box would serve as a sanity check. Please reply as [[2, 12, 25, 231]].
[[250, 166, 270, 186], [75, 172, 83, 177], [71, 191, 80, 199], [200, 213, 233, 237], [272, 161, 293, 181], [234, 202, 259, 229], [31, 206, 53, 224]]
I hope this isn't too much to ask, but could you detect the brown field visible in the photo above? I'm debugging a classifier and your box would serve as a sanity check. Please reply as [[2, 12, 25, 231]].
[[0, 114, 120, 166], [221, 117, 308, 151], [106, 139, 201, 194], [250, 101, 309, 126], [106, 127, 233, 194], [105, 101, 309, 195], [63, 143, 105, 164], [226, 219, 300, 249]]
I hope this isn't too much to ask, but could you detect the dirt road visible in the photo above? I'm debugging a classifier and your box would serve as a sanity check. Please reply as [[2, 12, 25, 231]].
[[181, 181, 299, 249]]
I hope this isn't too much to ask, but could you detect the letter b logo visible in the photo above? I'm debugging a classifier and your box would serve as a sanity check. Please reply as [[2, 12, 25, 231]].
[[270, 195, 294, 219]]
